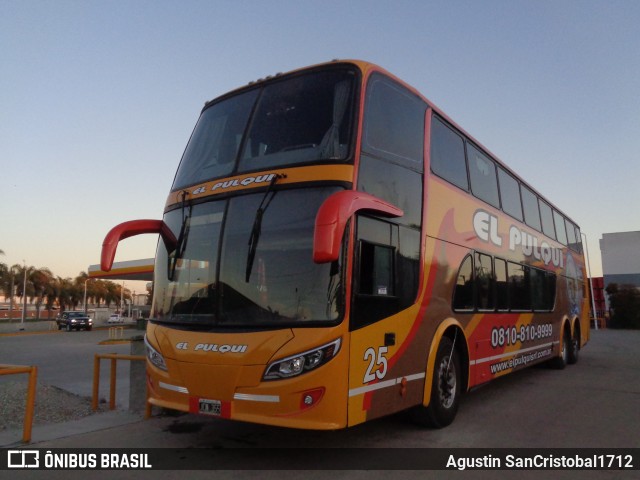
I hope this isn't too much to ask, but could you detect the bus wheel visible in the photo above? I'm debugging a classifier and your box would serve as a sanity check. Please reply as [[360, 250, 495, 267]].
[[550, 327, 570, 369], [568, 327, 579, 365], [413, 336, 461, 428]]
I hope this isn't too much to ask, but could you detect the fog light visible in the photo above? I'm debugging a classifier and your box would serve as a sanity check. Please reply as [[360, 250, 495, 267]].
[[299, 388, 324, 410]]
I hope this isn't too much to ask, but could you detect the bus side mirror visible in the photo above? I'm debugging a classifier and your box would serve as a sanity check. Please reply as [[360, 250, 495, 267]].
[[101, 219, 177, 272], [313, 191, 403, 264]]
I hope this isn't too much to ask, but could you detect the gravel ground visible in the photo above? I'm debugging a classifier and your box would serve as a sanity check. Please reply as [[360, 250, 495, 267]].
[[0, 380, 106, 431]]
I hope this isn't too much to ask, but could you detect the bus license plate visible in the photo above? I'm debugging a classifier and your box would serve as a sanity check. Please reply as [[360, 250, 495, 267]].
[[198, 399, 222, 416]]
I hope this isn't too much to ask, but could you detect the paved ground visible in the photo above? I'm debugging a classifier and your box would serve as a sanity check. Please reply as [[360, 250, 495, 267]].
[[1, 325, 638, 479]]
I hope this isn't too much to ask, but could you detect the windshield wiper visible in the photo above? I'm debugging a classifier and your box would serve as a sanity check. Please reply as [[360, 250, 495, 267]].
[[245, 174, 284, 282], [168, 191, 192, 281]]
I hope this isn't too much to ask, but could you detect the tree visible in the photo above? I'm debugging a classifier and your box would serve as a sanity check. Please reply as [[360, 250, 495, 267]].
[[44, 278, 58, 319], [1, 264, 17, 316], [0, 255, 142, 318], [0, 261, 8, 300], [12, 263, 33, 314], [55, 277, 76, 312], [30, 268, 53, 320], [0, 251, 11, 309], [104, 282, 118, 308], [93, 280, 108, 307], [605, 283, 640, 329]]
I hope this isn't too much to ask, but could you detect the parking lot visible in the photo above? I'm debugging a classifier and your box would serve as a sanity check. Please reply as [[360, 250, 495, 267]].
[[1, 326, 639, 478]]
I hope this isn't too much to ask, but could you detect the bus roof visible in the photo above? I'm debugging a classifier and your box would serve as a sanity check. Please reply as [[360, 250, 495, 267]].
[[201, 59, 579, 228]]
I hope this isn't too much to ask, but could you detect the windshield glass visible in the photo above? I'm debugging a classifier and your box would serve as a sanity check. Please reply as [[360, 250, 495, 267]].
[[152, 187, 344, 328], [173, 90, 259, 190], [172, 68, 357, 190]]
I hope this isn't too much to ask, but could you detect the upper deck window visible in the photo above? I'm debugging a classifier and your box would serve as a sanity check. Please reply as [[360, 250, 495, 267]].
[[553, 210, 568, 245], [539, 200, 556, 240], [430, 117, 468, 190], [173, 90, 259, 190], [497, 167, 523, 221], [521, 185, 541, 232], [362, 74, 426, 169], [238, 69, 357, 172], [467, 143, 499, 208], [172, 68, 357, 190]]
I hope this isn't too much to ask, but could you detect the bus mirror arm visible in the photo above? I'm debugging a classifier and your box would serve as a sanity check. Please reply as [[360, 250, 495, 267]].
[[101, 219, 177, 271], [313, 191, 403, 264]]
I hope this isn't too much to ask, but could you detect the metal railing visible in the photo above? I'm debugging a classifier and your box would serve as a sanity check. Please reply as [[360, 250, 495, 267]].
[[91, 353, 151, 417], [0, 364, 38, 443]]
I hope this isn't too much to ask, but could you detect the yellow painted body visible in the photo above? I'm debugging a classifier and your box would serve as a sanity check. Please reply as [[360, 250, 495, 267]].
[[142, 60, 590, 429]]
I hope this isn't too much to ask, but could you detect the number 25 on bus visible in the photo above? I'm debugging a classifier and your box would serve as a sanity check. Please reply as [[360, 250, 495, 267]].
[[101, 60, 589, 429]]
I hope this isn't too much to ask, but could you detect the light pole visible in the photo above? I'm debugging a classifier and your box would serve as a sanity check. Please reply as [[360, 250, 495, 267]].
[[8, 266, 14, 323], [83, 278, 93, 314], [581, 233, 598, 330], [21, 260, 27, 329]]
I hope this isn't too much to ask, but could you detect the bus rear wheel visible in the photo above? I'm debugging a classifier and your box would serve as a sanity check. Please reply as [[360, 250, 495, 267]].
[[413, 336, 461, 428], [550, 327, 570, 369], [568, 327, 579, 365]]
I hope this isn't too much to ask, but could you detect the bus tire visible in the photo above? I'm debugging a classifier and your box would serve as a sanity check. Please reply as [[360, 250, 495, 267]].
[[550, 326, 570, 369], [568, 326, 579, 365], [414, 336, 461, 428]]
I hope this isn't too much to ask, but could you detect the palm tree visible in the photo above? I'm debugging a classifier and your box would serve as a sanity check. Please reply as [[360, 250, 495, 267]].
[[12, 263, 33, 319], [44, 278, 58, 319], [0, 262, 8, 301], [0, 248, 9, 302], [104, 281, 114, 308], [1, 264, 17, 319], [55, 277, 74, 312], [30, 268, 53, 320], [93, 280, 108, 307]]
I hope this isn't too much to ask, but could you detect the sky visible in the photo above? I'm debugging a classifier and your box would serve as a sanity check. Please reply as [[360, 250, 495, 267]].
[[1, 0, 639, 281]]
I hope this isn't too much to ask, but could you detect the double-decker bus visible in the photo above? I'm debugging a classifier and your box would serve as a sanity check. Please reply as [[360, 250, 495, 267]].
[[101, 60, 589, 429]]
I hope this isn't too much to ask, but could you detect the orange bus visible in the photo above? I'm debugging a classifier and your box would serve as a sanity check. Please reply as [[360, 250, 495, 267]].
[[101, 60, 589, 429]]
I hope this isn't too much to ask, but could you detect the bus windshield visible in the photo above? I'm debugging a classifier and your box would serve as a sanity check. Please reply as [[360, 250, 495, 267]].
[[172, 68, 357, 190], [152, 187, 344, 328]]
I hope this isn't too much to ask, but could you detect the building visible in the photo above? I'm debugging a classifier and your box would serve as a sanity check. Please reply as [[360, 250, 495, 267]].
[[594, 231, 640, 325], [600, 231, 640, 288]]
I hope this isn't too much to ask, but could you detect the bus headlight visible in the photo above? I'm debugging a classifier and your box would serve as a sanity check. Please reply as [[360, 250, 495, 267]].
[[263, 338, 341, 380], [144, 334, 168, 371]]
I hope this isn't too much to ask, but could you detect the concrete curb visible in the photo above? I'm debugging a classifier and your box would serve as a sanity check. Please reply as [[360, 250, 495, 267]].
[[0, 410, 144, 447]]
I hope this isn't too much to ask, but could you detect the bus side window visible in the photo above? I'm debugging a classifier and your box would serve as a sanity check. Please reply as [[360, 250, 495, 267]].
[[351, 216, 400, 330], [467, 144, 500, 209], [530, 267, 557, 311], [539, 200, 556, 240], [553, 210, 568, 246], [475, 252, 495, 311], [359, 242, 394, 296], [508, 262, 531, 310], [453, 255, 474, 311], [521, 186, 542, 232], [495, 258, 509, 311], [430, 117, 469, 191], [497, 167, 523, 221], [363, 74, 426, 168]]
